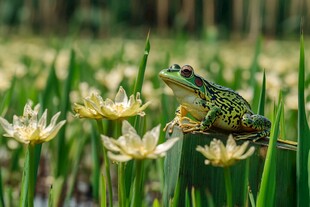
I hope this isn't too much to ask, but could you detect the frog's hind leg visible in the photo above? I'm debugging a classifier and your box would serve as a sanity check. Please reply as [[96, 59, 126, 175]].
[[235, 113, 271, 141], [233, 130, 270, 141]]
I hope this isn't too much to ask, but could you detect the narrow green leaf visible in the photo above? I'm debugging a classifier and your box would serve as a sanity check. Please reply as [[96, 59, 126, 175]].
[[152, 198, 160, 207], [171, 179, 181, 207], [297, 31, 310, 207], [248, 186, 256, 207], [65, 135, 88, 202], [250, 36, 262, 111], [278, 92, 286, 140], [256, 102, 282, 207], [0, 76, 15, 116], [308, 151, 310, 199], [205, 189, 215, 207], [133, 31, 150, 95], [0, 168, 5, 207], [191, 187, 196, 207], [242, 159, 250, 207], [130, 160, 144, 207], [48, 186, 53, 207], [185, 188, 190, 207], [257, 70, 266, 116], [41, 57, 60, 107], [56, 49, 77, 177], [50, 177, 65, 207]]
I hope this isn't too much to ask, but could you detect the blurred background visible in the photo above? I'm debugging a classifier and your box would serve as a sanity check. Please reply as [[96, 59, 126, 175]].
[[0, 0, 309, 39], [0, 1, 309, 206]]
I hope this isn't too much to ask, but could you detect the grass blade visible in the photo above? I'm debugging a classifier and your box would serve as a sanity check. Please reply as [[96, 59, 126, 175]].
[[297, 31, 310, 207], [249, 36, 262, 111], [257, 70, 266, 116], [256, 101, 282, 207], [0, 76, 15, 116], [133, 31, 150, 95], [0, 169, 4, 207], [56, 49, 77, 177], [191, 187, 196, 207]]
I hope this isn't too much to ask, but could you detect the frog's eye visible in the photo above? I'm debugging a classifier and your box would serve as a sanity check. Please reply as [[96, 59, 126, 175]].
[[195, 77, 203, 87], [181, 65, 193, 78], [169, 64, 181, 69]]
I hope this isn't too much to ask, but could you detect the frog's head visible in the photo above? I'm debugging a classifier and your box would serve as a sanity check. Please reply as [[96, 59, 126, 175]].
[[159, 64, 206, 101]]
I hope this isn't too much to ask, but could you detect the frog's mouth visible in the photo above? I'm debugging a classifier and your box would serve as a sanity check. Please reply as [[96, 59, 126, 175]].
[[160, 76, 200, 101]]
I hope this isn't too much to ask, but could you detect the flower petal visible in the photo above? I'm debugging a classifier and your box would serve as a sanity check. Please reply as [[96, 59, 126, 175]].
[[107, 151, 132, 162], [142, 125, 160, 152], [122, 120, 138, 136], [38, 110, 48, 128], [0, 117, 14, 137], [101, 135, 121, 152], [115, 86, 128, 104], [40, 120, 66, 143], [237, 146, 255, 160], [153, 137, 179, 155]]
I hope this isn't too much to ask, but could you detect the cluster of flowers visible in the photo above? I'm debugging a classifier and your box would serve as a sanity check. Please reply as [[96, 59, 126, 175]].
[[0, 86, 255, 207], [0, 85, 255, 165]]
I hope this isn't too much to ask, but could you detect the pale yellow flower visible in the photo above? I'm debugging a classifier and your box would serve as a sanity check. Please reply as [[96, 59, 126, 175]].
[[196, 135, 255, 167], [73, 92, 104, 119], [74, 86, 150, 120], [0, 103, 66, 145], [101, 120, 179, 162]]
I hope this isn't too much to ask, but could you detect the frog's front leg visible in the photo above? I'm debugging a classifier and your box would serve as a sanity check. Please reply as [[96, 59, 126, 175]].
[[235, 113, 271, 141], [164, 105, 190, 133], [181, 105, 221, 133]]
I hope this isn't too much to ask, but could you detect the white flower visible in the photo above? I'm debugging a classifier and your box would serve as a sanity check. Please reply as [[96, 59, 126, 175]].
[[196, 135, 255, 167], [101, 120, 179, 162], [74, 86, 150, 120], [0, 102, 66, 145]]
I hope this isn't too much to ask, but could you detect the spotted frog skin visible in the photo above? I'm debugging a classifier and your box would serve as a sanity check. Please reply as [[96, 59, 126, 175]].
[[159, 64, 271, 140]]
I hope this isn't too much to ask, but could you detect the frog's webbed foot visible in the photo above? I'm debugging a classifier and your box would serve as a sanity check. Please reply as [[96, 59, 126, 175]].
[[163, 118, 179, 133], [179, 117, 201, 133]]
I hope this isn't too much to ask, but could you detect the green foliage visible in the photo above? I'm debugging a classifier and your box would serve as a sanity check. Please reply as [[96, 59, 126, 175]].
[[0, 32, 307, 207], [256, 102, 282, 207], [297, 33, 310, 207]]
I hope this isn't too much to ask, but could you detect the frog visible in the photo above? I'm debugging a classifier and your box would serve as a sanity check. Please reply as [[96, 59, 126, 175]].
[[159, 64, 271, 141]]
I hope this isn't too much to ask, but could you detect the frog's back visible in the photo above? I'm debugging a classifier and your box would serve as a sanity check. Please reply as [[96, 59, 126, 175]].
[[204, 79, 252, 112]]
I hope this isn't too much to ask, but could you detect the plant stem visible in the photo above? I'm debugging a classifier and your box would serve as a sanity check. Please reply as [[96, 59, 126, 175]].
[[115, 121, 126, 207], [223, 167, 233, 207], [28, 144, 36, 207], [131, 160, 143, 207], [91, 125, 100, 201], [96, 120, 113, 207], [118, 162, 125, 207]]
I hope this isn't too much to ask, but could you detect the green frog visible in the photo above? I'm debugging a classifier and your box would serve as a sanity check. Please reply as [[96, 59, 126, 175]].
[[159, 64, 271, 140]]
